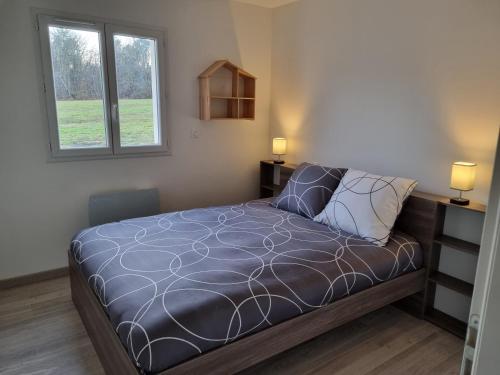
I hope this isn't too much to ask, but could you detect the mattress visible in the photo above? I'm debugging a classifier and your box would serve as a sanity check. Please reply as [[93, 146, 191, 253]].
[[70, 198, 422, 373]]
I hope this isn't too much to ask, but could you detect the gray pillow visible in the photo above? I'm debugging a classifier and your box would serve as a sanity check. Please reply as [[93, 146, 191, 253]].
[[272, 163, 346, 219]]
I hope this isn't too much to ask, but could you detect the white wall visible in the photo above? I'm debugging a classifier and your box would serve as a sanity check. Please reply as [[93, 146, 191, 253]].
[[0, 0, 272, 279], [270, 0, 500, 321], [271, 0, 500, 203]]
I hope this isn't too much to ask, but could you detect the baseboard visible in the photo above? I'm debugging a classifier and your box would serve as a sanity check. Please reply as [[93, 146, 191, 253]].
[[0, 267, 69, 290]]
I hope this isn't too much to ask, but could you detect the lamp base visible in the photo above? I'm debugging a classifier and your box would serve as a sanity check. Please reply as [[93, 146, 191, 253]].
[[273, 160, 285, 164], [450, 197, 470, 206]]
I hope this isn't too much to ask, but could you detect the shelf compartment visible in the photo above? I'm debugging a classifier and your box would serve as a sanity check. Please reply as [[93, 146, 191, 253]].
[[428, 271, 474, 297], [238, 71, 256, 99], [210, 98, 238, 119], [238, 98, 255, 120], [208, 64, 236, 98], [425, 307, 467, 339], [434, 234, 480, 255]]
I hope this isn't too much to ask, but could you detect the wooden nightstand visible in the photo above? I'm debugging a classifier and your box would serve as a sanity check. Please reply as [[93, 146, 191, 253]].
[[259, 160, 297, 198], [413, 191, 486, 338]]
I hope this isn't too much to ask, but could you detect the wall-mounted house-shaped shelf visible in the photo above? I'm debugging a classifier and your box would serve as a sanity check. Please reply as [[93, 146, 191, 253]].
[[199, 60, 256, 120]]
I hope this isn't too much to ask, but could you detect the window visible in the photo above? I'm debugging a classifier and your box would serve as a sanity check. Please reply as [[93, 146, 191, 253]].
[[37, 13, 168, 159]]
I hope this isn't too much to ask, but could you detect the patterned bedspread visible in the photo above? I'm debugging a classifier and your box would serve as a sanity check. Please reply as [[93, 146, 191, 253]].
[[70, 199, 422, 373]]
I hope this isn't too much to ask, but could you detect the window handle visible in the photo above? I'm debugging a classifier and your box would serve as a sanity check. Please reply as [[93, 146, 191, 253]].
[[111, 103, 119, 123]]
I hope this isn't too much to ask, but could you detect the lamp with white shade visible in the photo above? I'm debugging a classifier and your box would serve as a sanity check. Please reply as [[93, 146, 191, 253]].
[[272, 138, 287, 164], [450, 161, 477, 206]]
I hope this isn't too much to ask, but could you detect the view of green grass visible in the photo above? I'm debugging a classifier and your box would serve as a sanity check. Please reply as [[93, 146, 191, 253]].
[[56, 99, 155, 149]]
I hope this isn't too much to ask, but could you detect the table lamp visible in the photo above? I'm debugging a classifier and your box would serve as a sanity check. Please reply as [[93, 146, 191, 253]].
[[450, 161, 476, 205], [272, 137, 287, 164]]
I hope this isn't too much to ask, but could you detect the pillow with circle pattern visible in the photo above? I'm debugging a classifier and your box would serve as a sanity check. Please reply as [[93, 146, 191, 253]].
[[272, 163, 346, 219], [314, 169, 417, 246]]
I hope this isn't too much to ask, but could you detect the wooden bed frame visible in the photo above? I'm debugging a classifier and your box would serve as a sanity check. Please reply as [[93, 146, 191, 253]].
[[70, 193, 442, 375]]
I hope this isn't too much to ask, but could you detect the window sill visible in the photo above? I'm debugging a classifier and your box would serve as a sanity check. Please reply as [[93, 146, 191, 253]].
[[46, 150, 172, 163]]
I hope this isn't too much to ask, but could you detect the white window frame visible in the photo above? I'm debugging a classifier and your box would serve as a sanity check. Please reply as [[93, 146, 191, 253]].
[[35, 10, 169, 161]]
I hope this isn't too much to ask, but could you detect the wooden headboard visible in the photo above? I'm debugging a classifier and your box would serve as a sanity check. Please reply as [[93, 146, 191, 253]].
[[395, 191, 445, 268]]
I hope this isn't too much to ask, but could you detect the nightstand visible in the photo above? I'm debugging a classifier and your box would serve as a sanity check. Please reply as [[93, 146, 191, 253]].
[[414, 191, 487, 338], [259, 160, 297, 198]]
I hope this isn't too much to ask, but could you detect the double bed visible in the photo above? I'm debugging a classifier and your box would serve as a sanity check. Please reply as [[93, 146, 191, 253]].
[[70, 193, 440, 374]]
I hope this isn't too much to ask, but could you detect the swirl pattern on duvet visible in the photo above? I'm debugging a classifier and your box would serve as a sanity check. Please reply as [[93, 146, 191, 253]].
[[70, 199, 422, 373]]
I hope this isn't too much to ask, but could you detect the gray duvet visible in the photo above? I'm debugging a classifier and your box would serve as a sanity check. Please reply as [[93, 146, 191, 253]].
[[70, 199, 422, 373]]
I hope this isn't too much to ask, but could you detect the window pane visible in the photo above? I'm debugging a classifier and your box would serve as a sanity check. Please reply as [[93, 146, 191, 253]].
[[113, 34, 161, 147], [48, 26, 108, 149]]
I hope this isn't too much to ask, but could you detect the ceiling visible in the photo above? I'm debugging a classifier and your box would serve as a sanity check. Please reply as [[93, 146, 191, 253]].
[[234, 0, 299, 8]]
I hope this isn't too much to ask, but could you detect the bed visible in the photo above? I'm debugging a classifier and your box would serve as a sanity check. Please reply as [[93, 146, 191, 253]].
[[70, 194, 440, 375]]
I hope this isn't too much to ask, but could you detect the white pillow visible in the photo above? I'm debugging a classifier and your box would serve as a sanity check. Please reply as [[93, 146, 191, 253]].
[[314, 169, 417, 246]]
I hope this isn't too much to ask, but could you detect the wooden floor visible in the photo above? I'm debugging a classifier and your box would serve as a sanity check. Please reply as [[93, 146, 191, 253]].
[[0, 277, 464, 375]]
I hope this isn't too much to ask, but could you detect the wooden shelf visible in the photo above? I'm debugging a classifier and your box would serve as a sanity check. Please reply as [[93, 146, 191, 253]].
[[425, 307, 467, 339], [199, 60, 256, 120], [428, 271, 474, 297], [434, 234, 480, 255], [411, 191, 486, 213], [210, 96, 237, 99]]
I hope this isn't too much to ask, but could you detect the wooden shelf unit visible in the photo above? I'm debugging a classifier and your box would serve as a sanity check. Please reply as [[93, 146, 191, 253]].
[[259, 160, 297, 199], [417, 191, 486, 339], [199, 60, 256, 120]]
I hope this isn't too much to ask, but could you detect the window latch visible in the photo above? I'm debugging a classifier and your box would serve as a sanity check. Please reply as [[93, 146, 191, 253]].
[[111, 103, 119, 123]]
